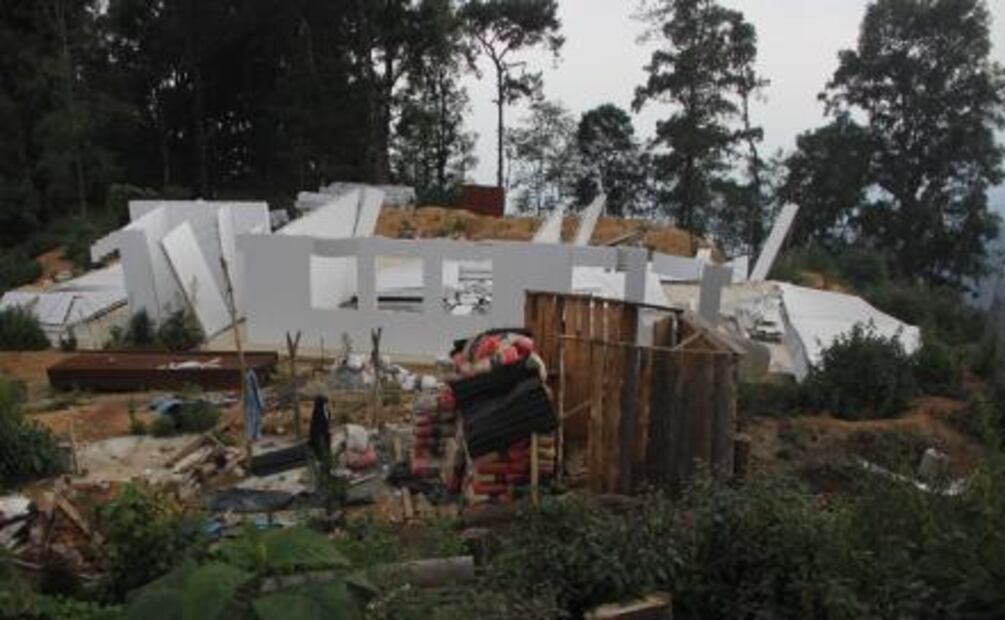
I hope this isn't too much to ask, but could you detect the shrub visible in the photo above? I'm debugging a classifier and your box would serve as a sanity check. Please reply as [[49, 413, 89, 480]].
[[673, 476, 859, 618], [804, 322, 916, 420], [913, 334, 962, 397], [106, 309, 204, 352], [175, 400, 220, 433], [739, 380, 805, 417], [0, 307, 50, 351], [97, 481, 198, 598], [149, 415, 177, 438], [156, 308, 204, 352], [0, 249, 42, 292], [150, 401, 220, 437], [125, 310, 156, 347], [0, 378, 66, 488], [489, 495, 680, 615]]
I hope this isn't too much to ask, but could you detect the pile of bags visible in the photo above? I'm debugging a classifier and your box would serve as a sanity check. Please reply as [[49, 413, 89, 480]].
[[409, 391, 459, 481]]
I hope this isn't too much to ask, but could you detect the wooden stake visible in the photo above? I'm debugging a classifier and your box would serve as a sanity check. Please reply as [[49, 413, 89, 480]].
[[286, 331, 303, 438], [531, 433, 540, 508], [219, 256, 249, 465], [371, 328, 382, 426]]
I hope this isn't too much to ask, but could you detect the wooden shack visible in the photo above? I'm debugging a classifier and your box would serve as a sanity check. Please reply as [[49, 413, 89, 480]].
[[525, 291, 743, 494]]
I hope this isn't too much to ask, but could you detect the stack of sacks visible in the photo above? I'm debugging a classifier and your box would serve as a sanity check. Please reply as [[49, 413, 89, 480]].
[[447, 330, 558, 506], [334, 424, 378, 471], [409, 390, 458, 480], [464, 436, 556, 505], [452, 330, 537, 377]]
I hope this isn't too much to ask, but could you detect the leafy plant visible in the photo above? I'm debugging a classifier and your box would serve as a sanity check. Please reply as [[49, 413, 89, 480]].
[[124, 525, 367, 620], [0, 377, 66, 488], [0, 307, 50, 351], [156, 308, 204, 352], [804, 322, 916, 420], [98, 481, 199, 599], [913, 333, 962, 398], [738, 380, 805, 417], [0, 249, 42, 293], [149, 401, 220, 437], [489, 495, 679, 615]]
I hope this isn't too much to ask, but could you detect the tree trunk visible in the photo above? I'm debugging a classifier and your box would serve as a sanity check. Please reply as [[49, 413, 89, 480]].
[[53, 0, 87, 217], [495, 66, 505, 189]]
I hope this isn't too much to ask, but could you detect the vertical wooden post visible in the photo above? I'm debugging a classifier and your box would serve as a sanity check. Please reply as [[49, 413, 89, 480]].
[[219, 256, 248, 465], [286, 331, 302, 439], [531, 433, 540, 508], [556, 298, 566, 484], [371, 328, 382, 426]]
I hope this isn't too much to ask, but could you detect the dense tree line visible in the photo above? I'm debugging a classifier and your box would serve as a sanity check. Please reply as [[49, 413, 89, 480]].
[[0, 0, 1001, 290], [507, 0, 1003, 287]]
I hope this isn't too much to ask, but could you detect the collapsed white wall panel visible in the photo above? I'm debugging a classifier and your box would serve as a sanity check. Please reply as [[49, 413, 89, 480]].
[[354, 188, 384, 238], [532, 205, 565, 243], [729, 256, 750, 283], [698, 264, 733, 323], [750, 204, 799, 282], [573, 194, 605, 246], [651, 253, 703, 282], [283, 191, 361, 310], [161, 222, 232, 337], [778, 282, 921, 380]]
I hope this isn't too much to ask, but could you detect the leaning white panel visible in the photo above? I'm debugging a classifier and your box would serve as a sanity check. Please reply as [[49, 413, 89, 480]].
[[573, 194, 605, 246], [354, 188, 384, 238], [161, 222, 231, 338], [749, 204, 799, 282], [532, 205, 565, 243]]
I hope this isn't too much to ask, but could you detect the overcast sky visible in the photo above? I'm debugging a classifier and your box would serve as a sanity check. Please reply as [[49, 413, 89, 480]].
[[461, 0, 1005, 212]]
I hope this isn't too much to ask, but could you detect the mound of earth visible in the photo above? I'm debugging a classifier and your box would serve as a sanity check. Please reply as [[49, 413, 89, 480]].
[[375, 206, 712, 257]]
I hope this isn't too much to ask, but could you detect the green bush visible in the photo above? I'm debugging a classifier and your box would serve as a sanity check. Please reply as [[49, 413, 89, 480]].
[[0, 307, 50, 351], [106, 309, 204, 352], [739, 380, 805, 417], [804, 322, 916, 420], [490, 495, 680, 615], [913, 334, 962, 397], [156, 308, 204, 352], [0, 377, 66, 488], [672, 476, 859, 618], [150, 401, 220, 438], [97, 481, 198, 599], [0, 249, 42, 293]]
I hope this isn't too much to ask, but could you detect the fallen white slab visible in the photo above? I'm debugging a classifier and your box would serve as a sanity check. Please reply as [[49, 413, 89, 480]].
[[750, 204, 799, 282], [698, 264, 733, 323], [161, 222, 232, 337], [778, 282, 921, 380], [573, 194, 605, 246], [532, 205, 565, 243], [354, 187, 384, 238]]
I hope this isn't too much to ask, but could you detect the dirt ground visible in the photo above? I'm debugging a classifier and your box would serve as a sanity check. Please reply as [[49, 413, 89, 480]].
[[375, 206, 710, 257], [746, 396, 982, 478]]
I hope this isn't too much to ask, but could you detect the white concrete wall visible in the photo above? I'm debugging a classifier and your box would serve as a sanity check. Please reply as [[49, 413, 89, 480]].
[[92, 201, 269, 325], [238, 235, 643, 359]]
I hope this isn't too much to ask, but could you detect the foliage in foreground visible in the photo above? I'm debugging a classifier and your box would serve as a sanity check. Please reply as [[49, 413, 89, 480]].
[[97, 481, 199, 599], [123, 525, 368, 620], [0, 377, 66, 488], [489, 460, 1005, 618], [0, 307, 50, 351]]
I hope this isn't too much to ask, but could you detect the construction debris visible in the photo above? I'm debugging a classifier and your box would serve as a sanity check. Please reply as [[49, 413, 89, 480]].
[[47, 351, 278, 391]]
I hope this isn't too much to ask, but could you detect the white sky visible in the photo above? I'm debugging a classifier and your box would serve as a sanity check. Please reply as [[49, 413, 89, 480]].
[[461, 0, 1005, 212]]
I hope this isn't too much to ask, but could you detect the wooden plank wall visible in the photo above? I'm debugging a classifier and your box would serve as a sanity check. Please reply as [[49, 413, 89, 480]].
[[525, 292, 739, 493]]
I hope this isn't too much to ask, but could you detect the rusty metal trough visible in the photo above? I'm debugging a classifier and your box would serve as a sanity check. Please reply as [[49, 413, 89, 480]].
[[47, 351, 279, 392]]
